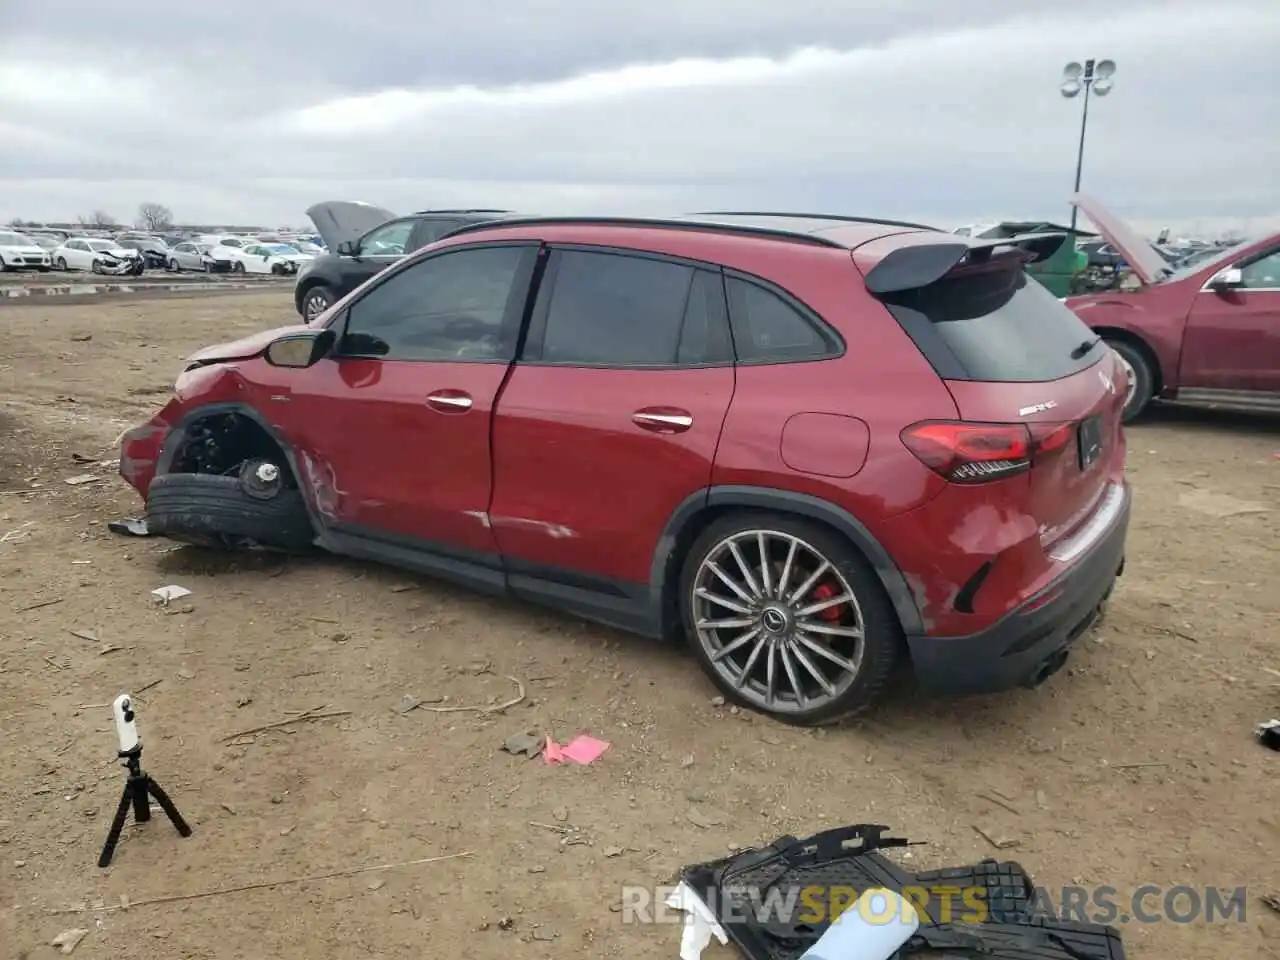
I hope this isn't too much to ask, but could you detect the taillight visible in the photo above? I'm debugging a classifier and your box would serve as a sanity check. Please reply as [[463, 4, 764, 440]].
[[901, 420, 1074, 484]]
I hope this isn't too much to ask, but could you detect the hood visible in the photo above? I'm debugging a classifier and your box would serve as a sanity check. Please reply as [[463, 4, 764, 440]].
[[1069, 193, 1171, 285], [305, 200, 397, 251], [186, 323, 313, 366], [0, 243, 45, 255], [98, 247, 138, 259]]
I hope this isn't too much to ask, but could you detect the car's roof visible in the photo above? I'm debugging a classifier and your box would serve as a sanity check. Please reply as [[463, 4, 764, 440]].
[[443, 212, 940, 251]]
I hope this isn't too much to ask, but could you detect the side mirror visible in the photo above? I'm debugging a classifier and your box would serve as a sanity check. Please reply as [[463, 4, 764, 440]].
[[336, 239, 357, 256], [1209, 267, 1243, 291], [264, 328, 335, 368]]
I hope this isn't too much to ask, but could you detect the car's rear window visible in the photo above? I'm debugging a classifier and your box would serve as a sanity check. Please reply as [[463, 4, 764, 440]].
[[879, 265, 1099, 382]]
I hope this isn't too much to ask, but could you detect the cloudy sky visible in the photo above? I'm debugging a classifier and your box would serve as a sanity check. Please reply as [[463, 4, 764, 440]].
[[1, 1, 1277, 236]]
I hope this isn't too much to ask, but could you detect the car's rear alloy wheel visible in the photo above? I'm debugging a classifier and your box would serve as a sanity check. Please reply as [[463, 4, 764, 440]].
[[682, 515, 900, 724]]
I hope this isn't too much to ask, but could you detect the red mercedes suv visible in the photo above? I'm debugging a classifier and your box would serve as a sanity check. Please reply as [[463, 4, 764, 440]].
[[119, 212, 1131, 724]]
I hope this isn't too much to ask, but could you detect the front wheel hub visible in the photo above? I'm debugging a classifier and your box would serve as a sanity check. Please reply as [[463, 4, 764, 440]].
[[239, 459, 284, 500]]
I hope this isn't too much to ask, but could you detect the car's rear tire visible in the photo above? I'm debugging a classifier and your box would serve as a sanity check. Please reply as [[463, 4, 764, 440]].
[[146, 471, 314, 552], [679, 512, 901, 725], [301, 284, 336, 320], [1106, 339, 1154, 423]]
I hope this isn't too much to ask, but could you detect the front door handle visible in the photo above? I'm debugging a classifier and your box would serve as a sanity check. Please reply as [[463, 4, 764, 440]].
[[632, 407, 693, 434], [426, 390, 473, 413]]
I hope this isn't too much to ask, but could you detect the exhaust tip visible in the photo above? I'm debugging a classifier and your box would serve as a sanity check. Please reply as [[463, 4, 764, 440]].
[[1026, 650, 1070, 688]]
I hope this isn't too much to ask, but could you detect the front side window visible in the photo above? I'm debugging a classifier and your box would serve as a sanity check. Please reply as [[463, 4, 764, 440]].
[[1238, 249, 1280, 289], [360, 220, 414, 257], [533, 249, 726, 366], [340, 245, 530, 362]]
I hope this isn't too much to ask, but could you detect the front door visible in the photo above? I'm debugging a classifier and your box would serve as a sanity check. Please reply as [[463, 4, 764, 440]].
[[265, 242, 540, 565], [1181, 246, 1280, 393], [488, 247, 736, 624]]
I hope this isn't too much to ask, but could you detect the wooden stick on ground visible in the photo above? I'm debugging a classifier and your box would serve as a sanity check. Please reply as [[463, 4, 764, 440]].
[[51, 851, 472, 914], [417, 676, 526, 715], [222, 708, 351, 742]]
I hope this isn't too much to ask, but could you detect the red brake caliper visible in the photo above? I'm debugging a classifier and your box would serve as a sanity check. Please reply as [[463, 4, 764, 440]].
[[808, 581, 849, 622]]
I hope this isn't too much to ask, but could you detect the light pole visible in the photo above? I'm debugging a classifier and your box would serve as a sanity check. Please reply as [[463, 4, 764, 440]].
[[1060, 58, 1116, 235]]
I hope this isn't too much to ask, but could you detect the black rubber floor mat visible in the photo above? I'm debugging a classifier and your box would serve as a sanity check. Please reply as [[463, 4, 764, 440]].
[[679, 824, 1125, 960]]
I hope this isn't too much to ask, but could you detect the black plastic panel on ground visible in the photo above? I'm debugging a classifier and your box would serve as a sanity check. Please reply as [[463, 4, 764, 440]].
[[679, 824, 1125, 960]]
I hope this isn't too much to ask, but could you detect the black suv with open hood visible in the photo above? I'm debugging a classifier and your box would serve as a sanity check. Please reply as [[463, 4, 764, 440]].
[[293, 202, 513, 320]]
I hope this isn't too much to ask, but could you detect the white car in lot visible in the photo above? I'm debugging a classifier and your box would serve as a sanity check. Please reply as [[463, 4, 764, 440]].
[[52, 237, 144, 275], [0, 230, 53, 272], [219, 242, 315, 276]]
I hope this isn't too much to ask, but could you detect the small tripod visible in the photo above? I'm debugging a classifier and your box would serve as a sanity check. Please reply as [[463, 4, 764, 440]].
[[98, 746, 192, 868]]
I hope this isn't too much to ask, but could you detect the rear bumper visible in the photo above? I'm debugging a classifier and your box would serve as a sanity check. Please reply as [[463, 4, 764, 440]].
[[908, 481, 1131, 696]]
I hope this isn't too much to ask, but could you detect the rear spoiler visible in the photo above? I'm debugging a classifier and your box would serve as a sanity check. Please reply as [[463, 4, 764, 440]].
[[863, 232, 1067, 295]]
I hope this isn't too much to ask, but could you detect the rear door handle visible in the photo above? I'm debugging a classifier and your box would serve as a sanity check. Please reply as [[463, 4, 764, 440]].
[[426, 390, 473, 413], [632, 407, 693, 433]]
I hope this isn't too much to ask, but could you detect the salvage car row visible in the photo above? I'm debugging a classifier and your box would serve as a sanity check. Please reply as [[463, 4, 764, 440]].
[[0, 229, 323, 276]]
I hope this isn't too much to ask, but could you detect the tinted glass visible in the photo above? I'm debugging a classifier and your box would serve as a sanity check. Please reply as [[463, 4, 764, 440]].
[[342, 246, 527, 361], [1239, 249, 1280, 288], [538, 251, 695, 365], [361, 221, 413, 256], [727, 278, 835, 362], [881, 266, 1099, 382]]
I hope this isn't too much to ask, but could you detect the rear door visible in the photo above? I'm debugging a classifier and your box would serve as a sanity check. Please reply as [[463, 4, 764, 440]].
[[1180, 245, 1280, 392], [488, 246, 736, 596], [879, 261, 1125, 549]]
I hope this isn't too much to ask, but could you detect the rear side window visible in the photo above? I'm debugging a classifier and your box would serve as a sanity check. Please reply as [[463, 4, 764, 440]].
[[725, 277, 840, 363], [880, 266, 1098, 382], [531, 249, 730, 367]]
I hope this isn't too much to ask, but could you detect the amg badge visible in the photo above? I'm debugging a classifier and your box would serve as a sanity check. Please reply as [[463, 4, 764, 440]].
[[1018, 400, 1059, 417]]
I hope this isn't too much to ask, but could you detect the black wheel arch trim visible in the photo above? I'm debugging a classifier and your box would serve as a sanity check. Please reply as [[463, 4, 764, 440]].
[[649, 485, 924, 636], [155, 402, 326, 531]]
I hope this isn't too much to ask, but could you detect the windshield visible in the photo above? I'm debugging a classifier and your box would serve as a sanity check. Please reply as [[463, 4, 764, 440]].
[[0, 232, 32, 245], [1160, 240, 1252, 283], [88, 240, 116, 251]]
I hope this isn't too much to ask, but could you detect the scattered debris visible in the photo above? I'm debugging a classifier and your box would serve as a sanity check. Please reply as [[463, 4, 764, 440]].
[[531, 927, 556, 941], [176, 668, 196, 680], [545, 734, 609, 766], [502, 730, 545, 758], [686, 805, 726, 830], [98, 644, 122, 656], [416, 675, 526, 715], [107, 518, 150, 537], [1257, 720, 1280, 752], [44, 655, 71, 671], [979, 793, 1021, 815], [604, 846, 624, 858], [135, 678, 164, 696], [68, 628, 98, 643], [665, 881, 729, 960], [0, 521, 35, 544], [236, 696, 252, 708], [551, 806, 569, 822], [151, 584, 192, 604], [1261, 893, 1280, 915], [222, 705, 352, 741], [393, 694, 422, 715], [64, 474, 100, 486], [18, 596, 64, 612], [972, 823, 1021, 849], [51, 928, 89, 954], [1177, 488, 1269, 519], [52, 852, 471, 914]]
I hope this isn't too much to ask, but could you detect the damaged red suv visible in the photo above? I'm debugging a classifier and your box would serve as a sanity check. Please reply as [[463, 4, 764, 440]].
[[120, 213, 1131, 724]]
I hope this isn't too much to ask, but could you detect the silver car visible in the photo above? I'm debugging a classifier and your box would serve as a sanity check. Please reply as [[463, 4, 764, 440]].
[[167, 241, 231, 273]]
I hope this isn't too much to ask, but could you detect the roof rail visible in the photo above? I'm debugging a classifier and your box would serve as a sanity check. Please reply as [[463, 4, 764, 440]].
[[413, 208, 512, 214], [438, 215, 848, 248], [693, 211, 938, 232]]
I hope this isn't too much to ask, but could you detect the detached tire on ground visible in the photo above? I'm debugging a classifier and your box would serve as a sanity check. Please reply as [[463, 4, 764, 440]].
[[146, 472, 315, 552]]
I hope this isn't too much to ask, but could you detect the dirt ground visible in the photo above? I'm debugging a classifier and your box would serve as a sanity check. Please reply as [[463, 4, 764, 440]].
[[1, 293, 1277, 959]]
